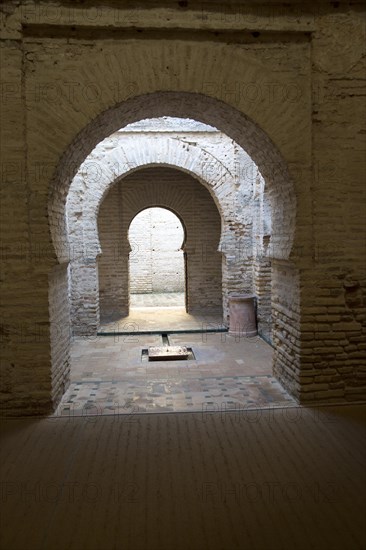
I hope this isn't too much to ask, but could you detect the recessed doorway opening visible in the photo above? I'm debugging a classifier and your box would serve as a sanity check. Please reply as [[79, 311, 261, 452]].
[[50, 92, 298, 418], [128, 207, 186, 309]]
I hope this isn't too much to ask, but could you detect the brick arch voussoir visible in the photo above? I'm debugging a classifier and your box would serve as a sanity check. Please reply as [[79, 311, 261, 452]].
[[67, 136, 235, 261], [54, 92, 296, 264]]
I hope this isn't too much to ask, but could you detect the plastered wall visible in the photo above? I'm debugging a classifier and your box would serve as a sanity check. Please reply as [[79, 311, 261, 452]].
[[128, 207, 185, 295]]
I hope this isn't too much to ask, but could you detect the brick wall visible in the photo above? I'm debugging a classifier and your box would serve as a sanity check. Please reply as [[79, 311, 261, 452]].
[[98, 167, 223, 318], [67, 129, 263, 333], [253, 172, 272, 341], [1, 1, 365, 414], [49, 264, 71, 407]]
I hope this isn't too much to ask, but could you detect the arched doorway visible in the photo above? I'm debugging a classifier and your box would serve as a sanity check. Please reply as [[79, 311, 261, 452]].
[[49, 92, 298, 410], [66, 128, 235, 336], [96, 165, 223, 328], [128, 207, 186, 309]]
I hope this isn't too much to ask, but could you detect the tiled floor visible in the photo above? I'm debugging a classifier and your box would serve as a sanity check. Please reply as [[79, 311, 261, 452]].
[[99, 297, 224, 333], [56, 332, 296, 416]]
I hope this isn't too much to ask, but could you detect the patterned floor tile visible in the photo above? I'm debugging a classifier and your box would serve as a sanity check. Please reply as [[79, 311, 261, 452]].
[[55, 333, 297, 416]]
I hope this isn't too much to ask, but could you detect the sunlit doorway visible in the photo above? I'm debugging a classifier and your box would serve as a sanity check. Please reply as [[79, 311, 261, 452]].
[[128, 207, 186, 309]]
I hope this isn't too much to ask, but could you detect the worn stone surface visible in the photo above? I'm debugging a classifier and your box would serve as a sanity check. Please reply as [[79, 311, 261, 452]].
[[148, 346, 189, 361]]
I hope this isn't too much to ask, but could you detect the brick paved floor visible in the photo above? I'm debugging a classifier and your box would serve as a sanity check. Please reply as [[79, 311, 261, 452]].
[[56, 333, 296, 416]]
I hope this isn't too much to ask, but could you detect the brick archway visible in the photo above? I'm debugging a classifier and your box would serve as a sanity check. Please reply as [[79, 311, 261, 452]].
[[50, 92, 296, 264], [97, 167, 223, 326], [49, 92, 299, 408], [67, 135, 237, 334]]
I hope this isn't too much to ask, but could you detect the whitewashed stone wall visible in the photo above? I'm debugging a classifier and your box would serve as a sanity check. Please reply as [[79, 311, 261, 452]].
[[129, 207, 185, 294]]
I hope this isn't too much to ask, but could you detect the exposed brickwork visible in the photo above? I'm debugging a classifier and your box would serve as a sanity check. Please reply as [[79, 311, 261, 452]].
[[49, 264, 71, 406], [252, 171, 272, 341], [1, 1, 365, 415], [67, 130, 262, 334], [298, 269, 366, 403], [98, 167, 223, 320]]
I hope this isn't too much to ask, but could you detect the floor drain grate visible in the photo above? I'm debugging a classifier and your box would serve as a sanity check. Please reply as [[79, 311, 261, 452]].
[[141, 347, 195, 362]]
